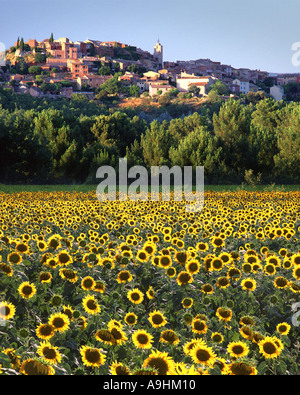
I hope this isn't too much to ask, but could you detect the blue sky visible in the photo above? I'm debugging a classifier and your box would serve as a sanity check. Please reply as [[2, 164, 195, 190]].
[[1, 0, 300, 73]]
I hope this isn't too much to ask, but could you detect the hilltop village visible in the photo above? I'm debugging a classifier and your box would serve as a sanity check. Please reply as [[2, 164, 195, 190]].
[[1, 35, 299, 102]]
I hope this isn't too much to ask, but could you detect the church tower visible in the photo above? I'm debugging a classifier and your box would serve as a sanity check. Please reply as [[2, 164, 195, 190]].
[[153, 39, 163, 69]]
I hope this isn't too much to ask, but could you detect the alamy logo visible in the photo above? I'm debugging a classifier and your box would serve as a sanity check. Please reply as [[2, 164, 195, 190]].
[[96, 158, 204, 212], [0, 302, 6, 326], [291, 302, 300, 327], [0, 42, 5, 66], [291, 42, 300, 67]]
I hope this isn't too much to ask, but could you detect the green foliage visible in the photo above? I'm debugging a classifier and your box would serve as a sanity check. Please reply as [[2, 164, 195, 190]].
[[1, 85, 300, 184]]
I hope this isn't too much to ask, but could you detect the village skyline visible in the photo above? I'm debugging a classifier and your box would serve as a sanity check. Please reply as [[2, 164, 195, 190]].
[[1, 0, 300, 74]]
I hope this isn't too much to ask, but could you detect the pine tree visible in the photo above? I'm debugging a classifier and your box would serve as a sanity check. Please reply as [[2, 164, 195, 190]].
[[20, 37, 25, 51]]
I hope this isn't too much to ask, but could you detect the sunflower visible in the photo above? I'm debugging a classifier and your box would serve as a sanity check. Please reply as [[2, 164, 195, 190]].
[[132, 329, 154, 349], [241, 278, 257, 291], [127, 288, 144, 304], [201, 283, 214, 294], [182, 297, 193, 308], [242, 263, 252, 273], [165, 266, 176, 277], [239, 325, 254, 340], [211, 257, 224, 271], [117, 270, 133, 284], [81, 276, 95, 291], [264, 263, 276, 275], [174, 251, 189, 265], [258, 336, 283, 359], [59, 268, 78, 283], [124, 312, 138, 326], [48, 312, 70, 333], [227, 341, 249, 358], [47, 235, 61, 250], [0, 301, 16, 321], [0, 262, 13, 277], [191, 318, 208, 335], [36, 323, 55, 340], [37, 240, 47, 252], [293, 266, 300, 280], [173, 363, 198, 375], [266, 255, 281, 267], [57, 250, 73, 266], [159, 255, 172, 268], [213, 358, 230, 375], [159, 329, 180, 345], [101, 257, 115, 269], [289, 281, 300, 293], [142, 350, 176, 375], [15, 242, 29, 254], [148, 310, 167, 328], [183, 339, 206, 356], [80, 345, 106, 368], [274, 276, 289, 289], [291, 253, 300, 266], [210, 236, 225, 248], [227, 267, 241, 280], [146, 285, 155, 299], [216, 276, 230, 289], [94, 280, 105, 293], [136, 249, 149, 263], [185, 260, 201, 275], [216, 307, 232, 322], [276, 322, 291, 336], [143, 242, 157, 256], [95, 329, 116, 345], [8, 252, 22, 265], [18, 281, 37, 300], [37, 341, 62, 365], [211, 332, 224, 344], [196, 242, 209, 252], [228, 361, 257, 375], [38, 272, 52, 283], [239, 315, 255, 326], [19, 359, 55, 375], [110, 360, 131, 375], [107, 319, 123, 331], [190, 343, 216, 366], [63, 305, 75, 321], [82, 294, 101, 315], [44, 256, 58, 269], [109, 327, 128, 345], [177, 271, 193, 286]]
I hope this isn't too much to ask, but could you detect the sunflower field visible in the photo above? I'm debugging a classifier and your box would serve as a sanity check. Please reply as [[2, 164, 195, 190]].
[[0, 189, 300, 375]]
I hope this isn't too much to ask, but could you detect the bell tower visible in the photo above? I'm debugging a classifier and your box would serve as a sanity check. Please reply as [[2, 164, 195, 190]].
[[153, 39, 163, 69]]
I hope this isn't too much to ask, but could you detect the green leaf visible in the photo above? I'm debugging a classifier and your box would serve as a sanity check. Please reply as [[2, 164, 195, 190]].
[[0, 352, 12, 368], [257, 361, 268, 375]]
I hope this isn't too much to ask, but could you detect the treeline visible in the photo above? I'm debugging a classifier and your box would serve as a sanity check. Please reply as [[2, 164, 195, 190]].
[[0, 86, 299, 184]]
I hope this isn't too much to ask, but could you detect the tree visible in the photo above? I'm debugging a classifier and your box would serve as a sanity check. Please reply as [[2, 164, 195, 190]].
[[213, 99, 253, 174], [49, 33, 54, 43], [98, 65, 111, 76], [169, 126, 224, 181], [20, 37, 25, 51], [140, 120, 171, 167], [28, 65, 42, 75], [209, 80, 229, 96], [249, 98, 284, 176], [34, 53, 46, 64], [273, 102, 300, 181], [129, 84, 140, 98], [188, 84, 200, 96]]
